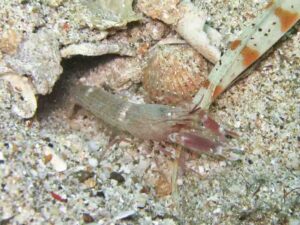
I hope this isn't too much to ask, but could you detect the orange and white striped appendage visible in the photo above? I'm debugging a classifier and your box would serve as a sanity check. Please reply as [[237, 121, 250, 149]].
[[193, 0, 300, 109]]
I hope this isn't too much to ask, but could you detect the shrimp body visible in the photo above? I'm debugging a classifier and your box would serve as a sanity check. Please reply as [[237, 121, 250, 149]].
[[73, 85, 234, 155]]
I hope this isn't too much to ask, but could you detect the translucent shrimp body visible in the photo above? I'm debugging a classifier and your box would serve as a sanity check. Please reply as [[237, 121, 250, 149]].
[[73, 85, 232, 155]]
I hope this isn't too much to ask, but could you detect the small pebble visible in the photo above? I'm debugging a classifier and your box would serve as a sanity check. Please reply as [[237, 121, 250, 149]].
[[87, 141, 100, 151], [0, 152, 5, 164], [234, 121, 241, 128], [213, 208, 222, 214], [74, 170, 94, 183], [88, 158, 98, 167], [59, 205, 67, 214], [43, 154, 53, 164], [198, 166, 205, 175], [82, 213, 94, 223], [109, 171, 125, 184], [96, 191, 105, 198], [177, 178, 183, 186], [135, 194, 148, 208], [84, 178, 96, 188]]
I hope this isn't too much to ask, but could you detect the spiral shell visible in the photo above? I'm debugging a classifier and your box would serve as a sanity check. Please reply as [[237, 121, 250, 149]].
[[143, 44, 209, 105]]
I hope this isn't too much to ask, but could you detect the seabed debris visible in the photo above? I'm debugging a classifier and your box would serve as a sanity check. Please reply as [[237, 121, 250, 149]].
[[0, 0, 299, 224]]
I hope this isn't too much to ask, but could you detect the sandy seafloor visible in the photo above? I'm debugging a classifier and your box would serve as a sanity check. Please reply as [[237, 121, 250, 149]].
[[0, 0, 299, 224]]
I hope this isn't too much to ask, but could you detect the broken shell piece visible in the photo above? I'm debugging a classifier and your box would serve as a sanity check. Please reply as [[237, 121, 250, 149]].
[[60, 42, 136, 58], [176, 1, 221, 64], [143, 44, 209, 105], [44, 147, 67, 172], [113, 210, 137, 222], [0, 72, 37, 119], [138, 0, 221, 64]]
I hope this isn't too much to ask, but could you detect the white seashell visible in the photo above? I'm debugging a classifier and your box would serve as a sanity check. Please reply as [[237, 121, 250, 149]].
[[176, 2, 221, 64], [137, 0, 221, 63], [0, 72, 37, 118]]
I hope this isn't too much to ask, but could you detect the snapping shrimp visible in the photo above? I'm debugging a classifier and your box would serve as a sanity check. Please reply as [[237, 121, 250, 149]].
[[72, 85, 236, 156]]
